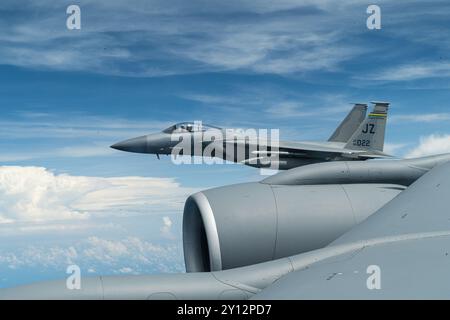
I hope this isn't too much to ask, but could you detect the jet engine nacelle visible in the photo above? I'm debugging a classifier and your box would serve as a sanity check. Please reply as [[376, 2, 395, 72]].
[[183, 182, 403, 272]]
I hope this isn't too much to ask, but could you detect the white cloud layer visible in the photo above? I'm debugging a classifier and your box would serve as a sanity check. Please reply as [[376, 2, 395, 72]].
[[406, 134, 450, 158], [0, 166, 196, 223], [0, 236, 184, 275]]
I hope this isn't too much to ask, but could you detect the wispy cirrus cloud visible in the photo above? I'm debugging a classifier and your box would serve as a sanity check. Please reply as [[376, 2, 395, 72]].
[[1, 0, 450, 82], [390, 113, 450, 123], [0, 145, 116, 162], [369, 62, 450, 81], [182, 89, 353, 119], [0, 113, 168, 139], [0, 0, 372, 77], [180, 89, 367, 140], [0, 112, 171, 161]]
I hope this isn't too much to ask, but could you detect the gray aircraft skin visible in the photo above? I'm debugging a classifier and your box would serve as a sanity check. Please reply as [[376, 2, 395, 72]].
[[111, 102, 390, 170], [2, 153, 450, 299]]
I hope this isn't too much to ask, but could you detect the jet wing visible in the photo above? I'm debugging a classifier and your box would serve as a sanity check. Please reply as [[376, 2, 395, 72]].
[[277, 140, 349, 154], [223, 139, 340, 155], [278, 141, 392, 158], [253, 160, 450, 299], [224, 139, 391, 159]]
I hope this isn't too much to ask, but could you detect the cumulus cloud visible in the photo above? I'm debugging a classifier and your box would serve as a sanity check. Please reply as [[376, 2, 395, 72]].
[[0, 166, 196, 223], [160, 216, 174, 239], [0, 236, 184, 275], [406, 134, 450, 158]]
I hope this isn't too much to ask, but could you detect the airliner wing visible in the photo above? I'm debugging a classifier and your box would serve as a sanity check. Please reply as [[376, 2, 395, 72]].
[[253, 160, 450, 299]]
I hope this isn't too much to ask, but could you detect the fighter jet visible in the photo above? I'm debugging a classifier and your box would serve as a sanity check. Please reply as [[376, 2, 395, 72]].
[[4, 153, 450, 299], [111, 102, 391, 170]]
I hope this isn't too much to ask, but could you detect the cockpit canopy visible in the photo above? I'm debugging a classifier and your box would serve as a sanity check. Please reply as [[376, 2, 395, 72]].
[[162, 122, 221, 134]]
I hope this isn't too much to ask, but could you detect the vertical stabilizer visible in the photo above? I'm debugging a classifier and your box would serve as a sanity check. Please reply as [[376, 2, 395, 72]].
[[344, 102, 389, 152], [328, 104, 367, 142]]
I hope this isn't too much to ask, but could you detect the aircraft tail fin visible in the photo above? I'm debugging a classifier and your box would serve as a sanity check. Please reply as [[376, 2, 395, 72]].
[[328, 103, 367, 142], [344, 102, 389, 152]]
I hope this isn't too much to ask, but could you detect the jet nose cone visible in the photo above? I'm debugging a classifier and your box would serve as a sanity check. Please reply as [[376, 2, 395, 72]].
[[111, 135, 148, 153]]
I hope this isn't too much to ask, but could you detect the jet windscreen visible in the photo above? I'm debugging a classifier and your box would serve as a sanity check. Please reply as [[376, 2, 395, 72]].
[[162, 122, 221, 133]]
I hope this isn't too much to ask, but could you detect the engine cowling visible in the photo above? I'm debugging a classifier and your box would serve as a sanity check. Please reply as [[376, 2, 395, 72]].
[[183, 182, 403, 272]]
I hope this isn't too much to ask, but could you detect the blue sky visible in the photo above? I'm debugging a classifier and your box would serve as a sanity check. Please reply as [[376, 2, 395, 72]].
[[1, 0, 450, 288]]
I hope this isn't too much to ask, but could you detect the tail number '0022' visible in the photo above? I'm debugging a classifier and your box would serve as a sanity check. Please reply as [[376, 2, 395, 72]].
[[353, 139, 370, 147]]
